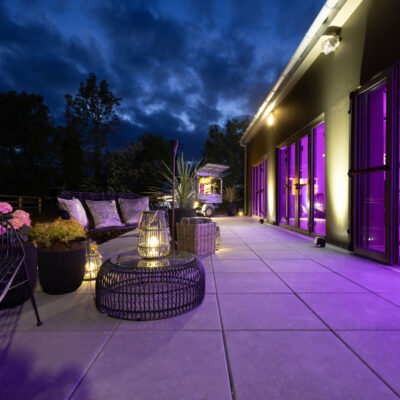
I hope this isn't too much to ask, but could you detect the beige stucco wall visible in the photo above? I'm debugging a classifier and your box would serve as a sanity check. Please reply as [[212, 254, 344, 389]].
[[245, 0, 400, 248]]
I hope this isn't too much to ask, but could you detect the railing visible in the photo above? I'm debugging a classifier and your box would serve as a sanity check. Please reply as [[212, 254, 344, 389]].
[[0, 194, 42, 214]]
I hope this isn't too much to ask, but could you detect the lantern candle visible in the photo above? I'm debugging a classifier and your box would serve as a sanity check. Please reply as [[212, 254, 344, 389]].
[[137, 210, 170, 259]]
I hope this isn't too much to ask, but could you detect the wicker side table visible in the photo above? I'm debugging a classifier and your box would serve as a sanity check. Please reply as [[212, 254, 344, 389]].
[[96, 250, 205, 321]]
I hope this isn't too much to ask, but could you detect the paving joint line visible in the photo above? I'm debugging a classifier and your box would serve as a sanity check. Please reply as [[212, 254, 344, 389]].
[[66, 320, 122, 400], [212, 233, 237, 400]]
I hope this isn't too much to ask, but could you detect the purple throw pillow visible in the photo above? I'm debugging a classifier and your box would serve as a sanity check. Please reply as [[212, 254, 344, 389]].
[[86, 200, 123, 229], [118, 197, 149, 225]]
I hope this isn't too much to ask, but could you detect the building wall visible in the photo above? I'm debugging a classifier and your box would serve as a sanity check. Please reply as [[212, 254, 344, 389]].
[[245, 0, 400, 248]]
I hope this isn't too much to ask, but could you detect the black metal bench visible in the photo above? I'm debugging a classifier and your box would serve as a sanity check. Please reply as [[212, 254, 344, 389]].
[[0, 217, 42, 325], [58, 191, 141, 232]]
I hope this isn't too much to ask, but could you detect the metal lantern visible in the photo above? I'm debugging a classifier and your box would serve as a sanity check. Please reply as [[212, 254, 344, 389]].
[[137, 210, 170, 259], [84, 240, 102, 280], [216, 225, 221, 250]]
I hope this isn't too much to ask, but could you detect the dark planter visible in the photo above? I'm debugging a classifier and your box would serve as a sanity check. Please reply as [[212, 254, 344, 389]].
[[0, 242, 38, 309], [227, 202, 237, 216], [168, 207, 196, 238], [38, 245, 86, 294]]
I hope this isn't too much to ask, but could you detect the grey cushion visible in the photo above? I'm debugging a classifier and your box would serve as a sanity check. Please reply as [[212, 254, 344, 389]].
[[86, 200, 123, 229], [58, 197, 89, 227], [119, 197, 149, 225]]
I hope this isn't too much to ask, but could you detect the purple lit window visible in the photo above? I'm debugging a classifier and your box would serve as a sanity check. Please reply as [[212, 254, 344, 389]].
[[299, 135, 309, 230], [356, 81, 387, 253], [278, 148, 287, 223], [312, 122, 326, 236], [288, 143, 296, 226]]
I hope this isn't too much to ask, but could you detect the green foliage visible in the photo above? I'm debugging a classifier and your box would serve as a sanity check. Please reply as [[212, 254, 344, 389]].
[[223, 186, 239, 203], [0, 91, 56, 195], [65, 73, 121, 187], [30, 218, 86, 248], [202, 116, 250, 188], [148, 153, 201, 208]]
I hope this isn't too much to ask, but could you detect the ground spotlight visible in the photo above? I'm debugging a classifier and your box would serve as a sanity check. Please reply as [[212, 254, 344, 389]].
[[314, 237, 326, 247]]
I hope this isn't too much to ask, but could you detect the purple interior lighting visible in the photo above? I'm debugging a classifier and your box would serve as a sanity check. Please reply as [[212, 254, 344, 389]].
[[313, 122, 326, 236], [357, 81, 386, 253], [288, 143, 296, 226], [279, 148, 287, 223], [299, 135, 309, 230]]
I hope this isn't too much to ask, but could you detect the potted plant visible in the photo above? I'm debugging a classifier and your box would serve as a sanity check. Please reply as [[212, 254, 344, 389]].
[[148, 153, 200, 234], [0, 202, 38, 308], [223, 186, 239, 216], [30, 218, 87, 294]]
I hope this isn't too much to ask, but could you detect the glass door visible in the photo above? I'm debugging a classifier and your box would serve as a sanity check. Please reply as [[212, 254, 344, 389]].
[[352, 79, 391, 263], [298, 135, 309, 230], [288, 143, 296, 226]]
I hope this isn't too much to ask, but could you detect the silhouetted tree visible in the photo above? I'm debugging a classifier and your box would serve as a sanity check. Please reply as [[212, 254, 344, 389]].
[[0, 91, 56, 195], [106, 133, 173, 194], [202, 116, 250, 187], [53, 125, 85, 191], [65, 73, 121, 188]]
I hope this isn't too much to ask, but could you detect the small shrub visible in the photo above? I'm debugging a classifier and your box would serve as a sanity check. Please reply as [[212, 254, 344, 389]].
[[30, 218, 86, 248], [223, 186, 239, 203]]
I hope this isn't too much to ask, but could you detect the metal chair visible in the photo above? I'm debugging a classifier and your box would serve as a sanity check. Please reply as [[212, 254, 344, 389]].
[[0, 217, 42, 326]]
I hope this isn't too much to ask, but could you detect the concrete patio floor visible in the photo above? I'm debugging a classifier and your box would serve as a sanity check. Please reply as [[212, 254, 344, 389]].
[[2, 217, 400, 399]]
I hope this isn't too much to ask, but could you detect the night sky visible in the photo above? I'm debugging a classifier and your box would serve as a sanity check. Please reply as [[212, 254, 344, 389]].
[[0, 0, 323, 158]]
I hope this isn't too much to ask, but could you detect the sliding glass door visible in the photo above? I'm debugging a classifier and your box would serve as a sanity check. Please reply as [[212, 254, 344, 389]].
[[278, 122, 326, 235], [352, 79, 391, 263], [252, 159, 267, 218]]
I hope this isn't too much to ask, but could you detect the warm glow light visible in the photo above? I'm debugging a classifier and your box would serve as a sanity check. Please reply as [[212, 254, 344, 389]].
[[266, 113, 274, 126], [194, 201, 199, 208], [238, 210, 244, 217]]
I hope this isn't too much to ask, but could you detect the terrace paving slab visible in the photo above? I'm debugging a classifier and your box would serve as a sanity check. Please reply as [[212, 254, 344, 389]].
[[264, 259, 331, 272], [219, 293, 327, 330], [338, 331, 400, 395], [214, 272, 291, 293], [225, 331, 398, 400], [212, 259, 269, 273], [277, 271, 368, 293], [0, 331, 110, 400], [71, 331, 231, 400], [300, 293, 400, 330]]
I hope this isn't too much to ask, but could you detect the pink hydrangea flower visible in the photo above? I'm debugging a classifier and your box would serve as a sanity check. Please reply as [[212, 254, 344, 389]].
[[10, 209, 31, 230], [0, 202, 13, 215]]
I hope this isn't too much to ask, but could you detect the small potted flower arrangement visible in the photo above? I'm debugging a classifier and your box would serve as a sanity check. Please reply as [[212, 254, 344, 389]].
[[0, 202, 37, 308], [223, 186, 239, 216], [30, 218, 87, 294]]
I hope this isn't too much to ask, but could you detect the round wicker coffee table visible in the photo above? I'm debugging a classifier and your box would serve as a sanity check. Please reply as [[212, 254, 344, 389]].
[[96, 250, 205, 321]]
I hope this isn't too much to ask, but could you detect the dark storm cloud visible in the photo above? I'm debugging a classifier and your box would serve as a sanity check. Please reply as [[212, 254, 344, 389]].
[[0, 0, 323, 157]]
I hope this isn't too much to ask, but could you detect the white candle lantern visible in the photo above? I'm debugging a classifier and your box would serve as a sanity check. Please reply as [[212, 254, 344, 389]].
[[137, 211, 170, 259]]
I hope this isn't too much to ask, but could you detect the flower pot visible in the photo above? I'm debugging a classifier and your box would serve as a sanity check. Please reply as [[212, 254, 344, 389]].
[[0, 242, 38, 309], [38, 245, 86, 294], [227, 202, 237, 216]]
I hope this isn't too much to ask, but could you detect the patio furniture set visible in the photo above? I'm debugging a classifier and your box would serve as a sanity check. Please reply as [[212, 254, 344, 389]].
[[1, 193, 219, 324]]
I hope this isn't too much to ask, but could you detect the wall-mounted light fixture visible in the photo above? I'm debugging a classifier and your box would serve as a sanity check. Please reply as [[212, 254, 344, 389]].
[[321, 26, 341, 55], [266, 113, 274, 126]]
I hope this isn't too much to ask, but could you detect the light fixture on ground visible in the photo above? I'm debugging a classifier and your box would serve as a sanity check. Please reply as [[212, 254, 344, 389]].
[[137, 210, 170, 258], [84, 240, 102, 280], [321, 26, 341, 55]]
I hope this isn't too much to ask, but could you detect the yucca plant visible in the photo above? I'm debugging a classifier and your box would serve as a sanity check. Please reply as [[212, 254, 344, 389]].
[[147, 153, 202, 208], [223, 186, 239, 203]]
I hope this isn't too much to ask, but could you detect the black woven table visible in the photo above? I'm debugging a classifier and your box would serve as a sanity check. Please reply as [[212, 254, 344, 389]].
[[96, 250, 205, 321]]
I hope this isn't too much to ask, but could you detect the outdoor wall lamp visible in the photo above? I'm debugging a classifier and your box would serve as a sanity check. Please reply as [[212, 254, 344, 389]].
[[266, 113, 274, 126], [321, 26, 341, 55]]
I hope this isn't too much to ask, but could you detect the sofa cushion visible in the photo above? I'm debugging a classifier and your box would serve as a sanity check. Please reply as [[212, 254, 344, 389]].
[[118, 197, 149, 225], [57, 198, 89, 228], [86, 200, 124, 229]]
